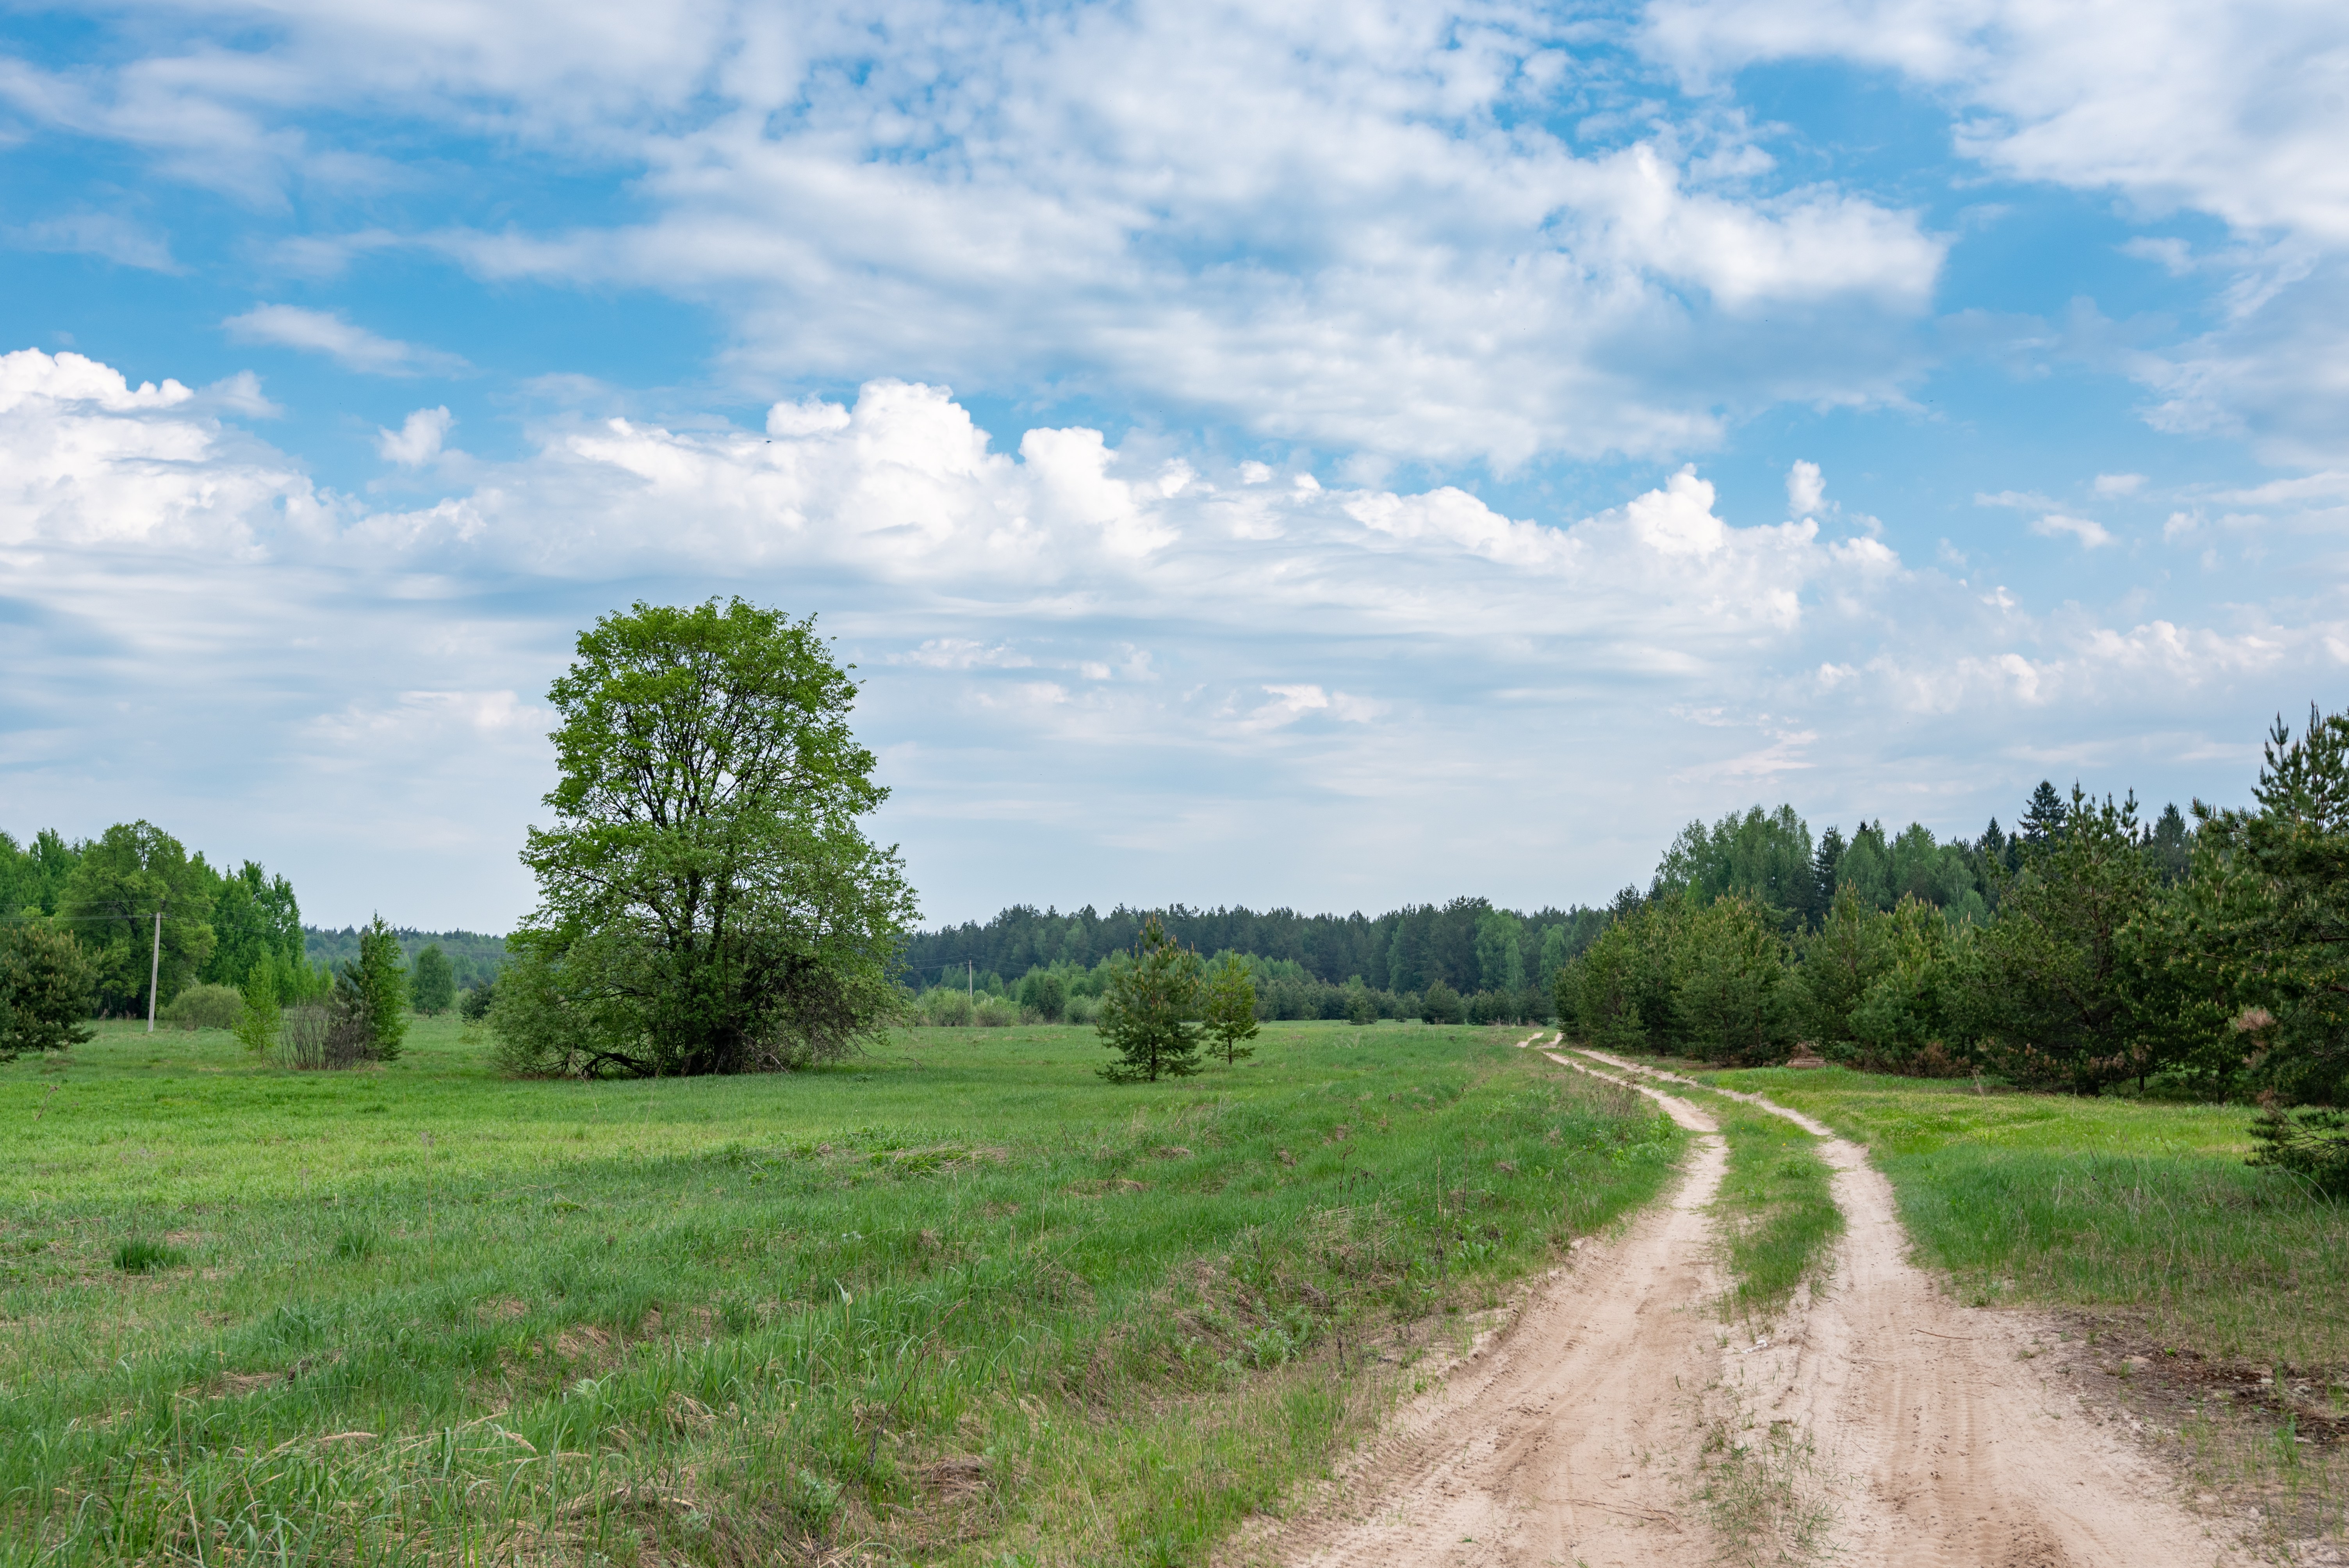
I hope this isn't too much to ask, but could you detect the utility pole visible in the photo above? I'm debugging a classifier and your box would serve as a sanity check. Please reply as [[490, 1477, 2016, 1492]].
[[145, 900, 165, 1033]]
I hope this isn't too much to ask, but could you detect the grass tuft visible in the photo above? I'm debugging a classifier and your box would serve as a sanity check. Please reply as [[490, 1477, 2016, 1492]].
[[331, 1227, 378, 1262], [110, 1238, 186, 1273]]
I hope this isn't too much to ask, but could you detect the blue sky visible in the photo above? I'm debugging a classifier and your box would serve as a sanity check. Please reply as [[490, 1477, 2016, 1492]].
[[4, 0, 2345, 929]]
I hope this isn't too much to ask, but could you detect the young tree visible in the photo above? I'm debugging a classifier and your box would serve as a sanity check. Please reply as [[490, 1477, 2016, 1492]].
[[337, 915, 410, 1061], [233, 958, 282, 1056], [1672, 895, 1798, 1065], [499, 599, 919, 1077], [1017, 968, 1068, 1022], [0, 923, 97, 1060], [410, 943, 457, 1014], [1203, 955, 1260, 1065], [1096, 918, 1204, 1082]]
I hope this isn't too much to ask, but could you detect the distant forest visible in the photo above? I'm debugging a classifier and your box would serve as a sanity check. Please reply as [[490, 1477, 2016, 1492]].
[[303, 927, 508, 991], [902, 781, 2197, 1022]]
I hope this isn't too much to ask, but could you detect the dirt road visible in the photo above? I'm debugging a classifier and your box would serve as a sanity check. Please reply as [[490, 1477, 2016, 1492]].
[[1264, 1042, 2245, 1568]]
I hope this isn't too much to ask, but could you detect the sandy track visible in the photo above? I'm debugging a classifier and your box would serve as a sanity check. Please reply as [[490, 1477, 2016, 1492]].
[[1265, 1042, 2246, 1568]]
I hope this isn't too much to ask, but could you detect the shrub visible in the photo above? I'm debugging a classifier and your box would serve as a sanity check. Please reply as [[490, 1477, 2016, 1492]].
[[459, 978, 495, 1022], [1016, 969, 1067, 1022], [1420, 979, 1463, 1024], [160, 982, 244, 1032], [973, 995, 1018, 1028], [280, 1001, 376, 1070], [1064, 993, 1098, 1025], [920, 988, 975, 1028]]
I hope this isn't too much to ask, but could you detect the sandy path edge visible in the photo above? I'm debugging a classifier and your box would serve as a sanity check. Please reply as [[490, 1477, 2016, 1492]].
[[1253, 1037, 2252, 1568]]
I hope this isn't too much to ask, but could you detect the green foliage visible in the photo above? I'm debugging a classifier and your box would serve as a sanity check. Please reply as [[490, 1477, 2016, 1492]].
[[158, 983, 243, 1032], [336, 915, 410, 1062], [1419, 978, 1463, 1025], [2187, 706, 2349, 1103], [409, 943, 456, 1015], [1203, 955, 1260, 1065], [458, 978, 495, 1022], [199, 861, 304, 989], [1968, 788, 2167, 1094], [1846, 896, 1967, 1074], [1672, 895, 1798, 1066], [1096, 918, 1204, 1082], [1657, 804, 1814, 925], [0, 923, 96, 1060], [1472, 908, 1526, 992], [2247, 1101, 2349, 1196], [58, 821, 216, 1015], [501, 599, 917, 1078], [1016, 967, 1067, 1022], [233, 960, 282, 1056], [0, 829, 80, 919]]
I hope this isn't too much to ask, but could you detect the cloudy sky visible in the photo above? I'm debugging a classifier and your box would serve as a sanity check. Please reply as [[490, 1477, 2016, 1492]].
[[3, 0, 2345, 930]]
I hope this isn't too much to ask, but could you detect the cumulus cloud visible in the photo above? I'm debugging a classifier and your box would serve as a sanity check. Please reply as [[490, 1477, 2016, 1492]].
[[376, 406, 453, 466], [1787, 459, 1825, 516], [5, 345, 2341, 926], [225, 305, 466, 376]]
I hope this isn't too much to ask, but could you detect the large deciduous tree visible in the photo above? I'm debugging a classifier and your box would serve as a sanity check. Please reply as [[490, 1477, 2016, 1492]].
[[493, 599, 917, 1078], [59, 821, 215, 1015]]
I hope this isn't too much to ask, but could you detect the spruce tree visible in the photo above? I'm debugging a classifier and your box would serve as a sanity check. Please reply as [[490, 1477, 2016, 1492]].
[[338, 915, 409, 1061], [2019, 780, 2070, 847], [1809, 826, 1846, 920]]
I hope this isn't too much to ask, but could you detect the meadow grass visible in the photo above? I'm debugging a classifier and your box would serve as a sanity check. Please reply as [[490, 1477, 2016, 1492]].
[[0, 1017, 1683, 1567], [1697, 1066, 2348, 1367]]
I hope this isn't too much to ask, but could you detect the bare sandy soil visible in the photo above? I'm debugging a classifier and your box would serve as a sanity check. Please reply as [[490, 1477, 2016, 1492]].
[[1258, 1041, 2249, 1568]]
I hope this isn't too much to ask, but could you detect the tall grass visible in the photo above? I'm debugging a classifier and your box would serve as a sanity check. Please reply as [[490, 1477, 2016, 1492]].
[[0, 1017, 1683, 1566]]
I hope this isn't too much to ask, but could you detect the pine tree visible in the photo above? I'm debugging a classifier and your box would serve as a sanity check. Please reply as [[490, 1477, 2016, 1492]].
[[1095, 918, 1204, 1083], [1203, 955, 1260, 1065]]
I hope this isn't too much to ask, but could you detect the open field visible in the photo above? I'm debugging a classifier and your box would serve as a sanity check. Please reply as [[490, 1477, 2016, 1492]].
[[0, 1018, 1682, 1567]]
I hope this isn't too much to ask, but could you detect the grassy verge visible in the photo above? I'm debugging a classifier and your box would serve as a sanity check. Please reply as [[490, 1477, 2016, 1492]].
[[1699, 1064, 2349, 1547], [0, 1017, 1684, 1567], [1690, 1091, 1841, 1326]]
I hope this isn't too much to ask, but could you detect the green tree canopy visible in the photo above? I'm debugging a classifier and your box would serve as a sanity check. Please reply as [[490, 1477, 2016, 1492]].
[[494, 599, 918, 1078], [410, 943, 457, 1015], [59, 821, 215, 1016], [1203, 955, 1260, 1066]]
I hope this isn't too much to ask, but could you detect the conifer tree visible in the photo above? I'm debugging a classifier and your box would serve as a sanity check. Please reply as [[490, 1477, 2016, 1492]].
[[233, 958, 282, 1055], [1095, 918, 1204, 1083]]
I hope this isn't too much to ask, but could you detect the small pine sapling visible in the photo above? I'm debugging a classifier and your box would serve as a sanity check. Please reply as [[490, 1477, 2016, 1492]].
[[1095, 918, 1205, 1083], [1204, 955, 1260, 1066]]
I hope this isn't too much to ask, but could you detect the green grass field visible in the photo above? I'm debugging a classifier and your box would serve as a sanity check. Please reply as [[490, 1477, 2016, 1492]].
[[1696, 1066, 2349, 1369], [0, 1018, 1683, 1567]]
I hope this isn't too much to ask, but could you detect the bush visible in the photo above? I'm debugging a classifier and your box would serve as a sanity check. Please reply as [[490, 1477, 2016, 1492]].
[[459, 979, 495, 1022], [279, 1001, 376, 1070], [973, 995, 1018, 1028], [919, 988, 975, 1027], [1064, 993, 1098, 1025], [1016, 969, 1067, 1022], [160, 982, 244, 1032]]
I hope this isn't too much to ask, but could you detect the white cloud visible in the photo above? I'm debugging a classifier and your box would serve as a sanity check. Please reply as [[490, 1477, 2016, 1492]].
[[224, 305, 465, 376], [1786, 458, 1824, 516], [2030, 513, 2116, 548], [2093, 472, 2146, 497], [9, 210, 180, 271], [18, 2, 1944, 466], [377, 406, 453, 466], [8, 345, 2346, 927]]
